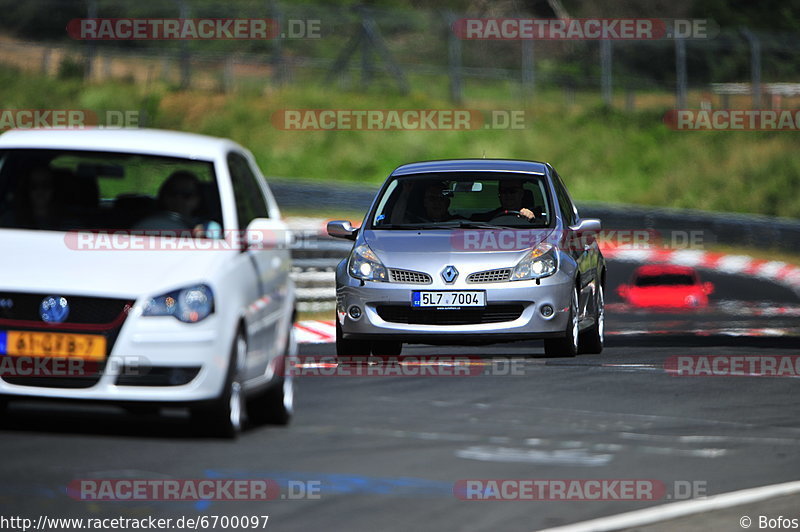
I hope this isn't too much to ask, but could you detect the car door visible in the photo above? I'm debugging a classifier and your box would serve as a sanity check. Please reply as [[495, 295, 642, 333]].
[[228, 151, 290, 380], [551, 168, 598, 321]]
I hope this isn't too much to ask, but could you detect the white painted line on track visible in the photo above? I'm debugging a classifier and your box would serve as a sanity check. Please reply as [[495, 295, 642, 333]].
[[536, 480, 800, 532]]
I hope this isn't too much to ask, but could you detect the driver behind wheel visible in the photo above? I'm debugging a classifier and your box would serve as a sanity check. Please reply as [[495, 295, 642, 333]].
[[472, 179, 537, 222], [133, 170, 220, 236]]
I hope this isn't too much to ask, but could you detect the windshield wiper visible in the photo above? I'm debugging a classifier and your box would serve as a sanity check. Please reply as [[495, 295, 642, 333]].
[[375, 223, 448, 230], [450, 221, 509, 230]]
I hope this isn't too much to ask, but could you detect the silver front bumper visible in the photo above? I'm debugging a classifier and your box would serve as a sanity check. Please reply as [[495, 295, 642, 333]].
[[336, 269, 575, 343]]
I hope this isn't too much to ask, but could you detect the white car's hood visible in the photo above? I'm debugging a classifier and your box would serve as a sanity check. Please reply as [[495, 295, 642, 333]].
[[0, 230, 234, 299]]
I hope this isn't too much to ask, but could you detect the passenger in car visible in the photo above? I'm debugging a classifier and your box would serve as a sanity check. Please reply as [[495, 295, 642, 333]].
[[418, 182, 462, 222], [391, 181, 463, 224], [13, 164, 63, 230], [134, 171, 220, 236]]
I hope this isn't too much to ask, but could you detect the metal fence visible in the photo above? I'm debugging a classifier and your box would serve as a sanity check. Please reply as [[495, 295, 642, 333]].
[[1, 0, 799, 108]]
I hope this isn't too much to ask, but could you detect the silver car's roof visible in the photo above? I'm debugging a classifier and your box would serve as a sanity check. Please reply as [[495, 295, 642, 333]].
[[390, 159, 548, 176]]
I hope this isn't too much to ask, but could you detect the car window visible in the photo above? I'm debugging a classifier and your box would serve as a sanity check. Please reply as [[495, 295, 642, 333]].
[[0, 148, 220, 232], [228, 151, 270, 229], [635, 274, 696, 287], [551, 169, 577, 227], [370, 172, 552, 229]]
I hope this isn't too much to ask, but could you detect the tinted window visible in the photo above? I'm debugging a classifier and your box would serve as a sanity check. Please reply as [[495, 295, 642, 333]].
[[0, 149, 219, 232], [228, 152, 269, 229], [369, 172, 552, 228]]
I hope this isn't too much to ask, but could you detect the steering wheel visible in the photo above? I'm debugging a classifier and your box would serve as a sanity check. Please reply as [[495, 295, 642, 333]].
[[489, 210, 534, 225]]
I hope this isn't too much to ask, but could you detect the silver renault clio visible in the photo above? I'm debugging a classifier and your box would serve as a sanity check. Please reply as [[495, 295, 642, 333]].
[[327, 159, 605, 357]]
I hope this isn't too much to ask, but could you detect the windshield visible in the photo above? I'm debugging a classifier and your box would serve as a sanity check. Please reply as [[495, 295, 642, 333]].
[[0, 149, 221, 234], [369, 172, 552, 229]]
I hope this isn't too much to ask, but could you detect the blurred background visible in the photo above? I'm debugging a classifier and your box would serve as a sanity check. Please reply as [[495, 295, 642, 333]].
[[0, 0, 798, 218]]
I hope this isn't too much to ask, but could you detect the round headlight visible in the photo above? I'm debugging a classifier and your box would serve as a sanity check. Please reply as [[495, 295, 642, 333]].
[[179, 286, 214, 322]]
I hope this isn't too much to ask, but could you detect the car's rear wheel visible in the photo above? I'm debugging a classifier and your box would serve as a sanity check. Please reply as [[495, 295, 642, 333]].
[[191, 328, 247, 438], [579, 284, 604, 354], [336, 319, 371, 364], [248, 327, 295, 426], [544, 287, 579, 358]]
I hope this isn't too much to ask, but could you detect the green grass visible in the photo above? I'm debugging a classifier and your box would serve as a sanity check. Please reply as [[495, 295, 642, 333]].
[[1, 65, 799, 218]]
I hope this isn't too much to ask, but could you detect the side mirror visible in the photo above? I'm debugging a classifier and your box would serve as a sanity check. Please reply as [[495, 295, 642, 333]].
[[245, 218, 291, 251], [327, 220, 358, 241], [569, 218, 602, 233], [702, 282, 715, 295]]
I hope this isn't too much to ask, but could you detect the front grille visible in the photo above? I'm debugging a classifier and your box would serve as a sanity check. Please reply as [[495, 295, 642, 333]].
[[376, 304, 524, 325], [0, 292, 132, 325], [467, 268, 512, 283], [0, 293, 132, 388], [389, 269, 432, 284]]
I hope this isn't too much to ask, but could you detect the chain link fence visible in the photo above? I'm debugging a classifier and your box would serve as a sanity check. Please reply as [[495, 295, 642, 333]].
[[1, 0, 799, 108]]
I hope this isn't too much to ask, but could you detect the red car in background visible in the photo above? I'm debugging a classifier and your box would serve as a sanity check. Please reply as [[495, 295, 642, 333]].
[[617, 265, 714, 308]]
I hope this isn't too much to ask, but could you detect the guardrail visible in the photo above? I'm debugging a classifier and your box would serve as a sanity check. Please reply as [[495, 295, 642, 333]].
[[276, 180, 800, 310]]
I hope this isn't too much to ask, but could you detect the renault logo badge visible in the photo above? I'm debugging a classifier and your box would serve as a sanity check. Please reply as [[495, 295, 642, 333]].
[[441, 265, 459, 284]]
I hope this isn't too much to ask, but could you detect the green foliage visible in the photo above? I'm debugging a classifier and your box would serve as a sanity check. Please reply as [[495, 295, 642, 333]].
[[0, 65, 797, 218]]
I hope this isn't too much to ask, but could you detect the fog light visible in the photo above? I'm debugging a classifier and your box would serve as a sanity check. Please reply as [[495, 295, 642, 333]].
[[540, 304, 554, 318], [348, 305, 362, 319]]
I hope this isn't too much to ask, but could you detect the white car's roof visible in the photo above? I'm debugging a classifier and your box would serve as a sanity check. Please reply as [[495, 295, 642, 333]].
[[0, 128, 244, 160]]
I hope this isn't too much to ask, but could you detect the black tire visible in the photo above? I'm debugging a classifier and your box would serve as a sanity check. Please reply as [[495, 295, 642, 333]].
[[579, 284, 604, 355], [248, 328, 295, 426], [336, 319, 371, 364], [371, 340, 402, 357], [544, 287, 579, 358], [191, 328, 247, 439]]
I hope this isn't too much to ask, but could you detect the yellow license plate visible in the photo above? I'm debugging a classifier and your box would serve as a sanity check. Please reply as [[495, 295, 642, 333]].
[[3, 331, 106, 361]]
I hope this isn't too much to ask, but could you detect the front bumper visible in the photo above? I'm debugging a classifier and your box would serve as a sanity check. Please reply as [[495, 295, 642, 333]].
[[0, 312, 233, 403], [336, 269, 575, 344]]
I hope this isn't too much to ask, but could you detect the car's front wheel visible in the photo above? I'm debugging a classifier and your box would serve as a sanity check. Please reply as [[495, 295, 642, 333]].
[[336, 319, 371, 363], [191, 328, 247, 438], [544, 287, 579, 357], [579, 284, 604, 354]]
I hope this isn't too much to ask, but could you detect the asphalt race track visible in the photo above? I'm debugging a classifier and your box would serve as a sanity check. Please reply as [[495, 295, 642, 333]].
[[1, 259, 799, 531]]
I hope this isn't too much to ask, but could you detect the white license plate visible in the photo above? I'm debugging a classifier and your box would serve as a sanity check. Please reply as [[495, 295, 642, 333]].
[[412, 291, 485, 308]]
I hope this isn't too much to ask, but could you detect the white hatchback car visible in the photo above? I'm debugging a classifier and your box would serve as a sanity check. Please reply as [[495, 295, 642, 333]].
[[0, 128, 296, 437]]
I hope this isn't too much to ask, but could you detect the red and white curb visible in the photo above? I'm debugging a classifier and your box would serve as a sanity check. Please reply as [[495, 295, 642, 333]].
[[294, 319, 336, 344], [602, 246, 800, 295]]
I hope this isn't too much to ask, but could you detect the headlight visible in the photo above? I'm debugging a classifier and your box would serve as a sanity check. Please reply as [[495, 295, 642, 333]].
[[143, 284, 215, 323], [511, 242, 558, 280], [348, 243, 388, 282]]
